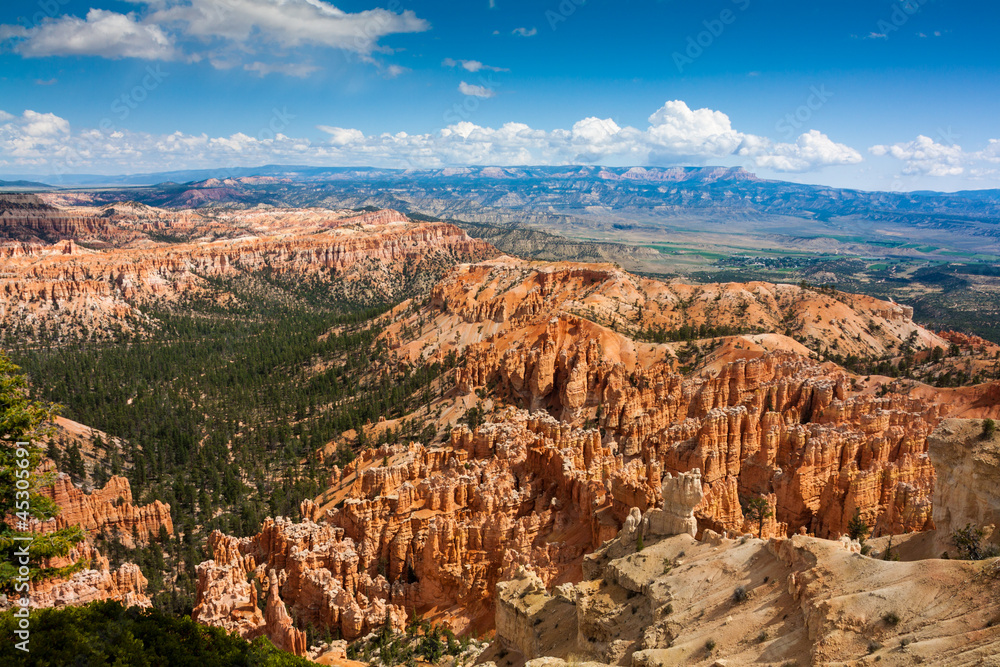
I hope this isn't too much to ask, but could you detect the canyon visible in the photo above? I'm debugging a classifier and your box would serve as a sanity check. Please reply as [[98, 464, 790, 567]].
[[0, 195, 494, 343], [489, 461, 1000, 666], [4, 197, 1000, 664], [191, 254, 1000, 658]]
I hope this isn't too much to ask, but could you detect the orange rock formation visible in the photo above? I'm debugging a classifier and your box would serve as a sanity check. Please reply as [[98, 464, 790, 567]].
[[1, 462, 172, 612], [193, 257, 957, 644], [29, 462, 173, 546], [0, 199, 496, 342]]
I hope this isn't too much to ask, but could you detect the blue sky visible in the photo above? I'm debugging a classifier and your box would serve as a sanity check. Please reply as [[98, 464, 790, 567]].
[[0, 0, 998, 190]]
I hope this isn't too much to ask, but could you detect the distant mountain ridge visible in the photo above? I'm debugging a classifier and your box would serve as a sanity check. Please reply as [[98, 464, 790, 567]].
[[10, 166, 1000, 258], [0, 179, 55, 191]]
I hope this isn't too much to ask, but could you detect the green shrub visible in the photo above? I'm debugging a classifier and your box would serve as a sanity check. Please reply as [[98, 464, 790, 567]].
[[0, 600, 312, 666], [950, 524, 1000, 560]]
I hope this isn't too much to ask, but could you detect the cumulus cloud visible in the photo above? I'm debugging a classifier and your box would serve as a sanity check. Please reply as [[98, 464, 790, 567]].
[[146, 0, 428, 54], [976, 139, 1000, 163], [512, 27, 537, 37], [646, 100, 744, 159], [0, 110, 73, 166], [754, 130, 863, 173], [641, 101, 860, 170], [0, 1, 428, 75], [458, 81, 496, 98], [317, 126, 365, 146], [0, 9, 180, 60], [870, 135, 966, 176], [2, 100, 870, 175], [443, 58, 507, 72]]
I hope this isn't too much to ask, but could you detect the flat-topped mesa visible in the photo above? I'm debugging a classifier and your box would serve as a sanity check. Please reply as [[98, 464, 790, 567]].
[[29, 463, 173, 546], [0, 193, 113, 242]]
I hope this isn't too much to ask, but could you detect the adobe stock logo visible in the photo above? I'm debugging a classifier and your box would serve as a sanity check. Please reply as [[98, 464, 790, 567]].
[[775, 86, 834, 140], [109, 66, 169, 124], [672, 0, 752, 73]]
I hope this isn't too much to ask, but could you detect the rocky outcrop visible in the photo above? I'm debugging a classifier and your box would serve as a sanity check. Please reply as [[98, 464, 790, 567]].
[[0, 460, 168, 613], [192, 257, 985, 649], [928, 418, 1000, 554], [459, 336, 937, 540], [644, 470, 703, 538], [23, 547, 151, 610], [263, 569, 308, 657], [30, 464, 173, 546], [376, 260, 946, 542], [194, 409, 619, 641], [491, 523, 1000, 667], [0, 200, 496, 343]]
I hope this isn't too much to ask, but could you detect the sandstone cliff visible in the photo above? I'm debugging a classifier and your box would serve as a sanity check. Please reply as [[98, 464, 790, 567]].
[[1, 460, 172, 612], [194, 409, 610, 647], [29, 461, 173, 546], [21, 542, 151, 610], [928, 418, 1000, 555], [0, 199, 497, 342]]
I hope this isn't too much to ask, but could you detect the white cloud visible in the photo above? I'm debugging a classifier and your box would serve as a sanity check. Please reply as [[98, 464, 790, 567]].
[[0, 100, 872, 176], [753, 130, 862, 173], [870, 135, 965, 176], [443, 58, 507, 72], [646, 100, 744, 159], [317, 126, 365, 146], [382, 64, 408, 78], [311, 100, 861, 172], [147, 0, 428, 54], [458, 81, 496, 98], [0, 1, 428, 75], [0, 110, 72, 165], [19, 110, 70, 137], [977, 139, 1000, 163], [0, 9, 179, 60], [512, 27, 537, 37], [244, 61, 318, 78], [641, 101, 859, 171]]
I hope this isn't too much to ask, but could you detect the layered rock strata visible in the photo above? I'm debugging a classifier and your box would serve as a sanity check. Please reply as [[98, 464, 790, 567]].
[[29, 462, 173, 546], [22, 543, 151, 610], [0, 200, 496, 342], [1, 465, 170, 611]]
